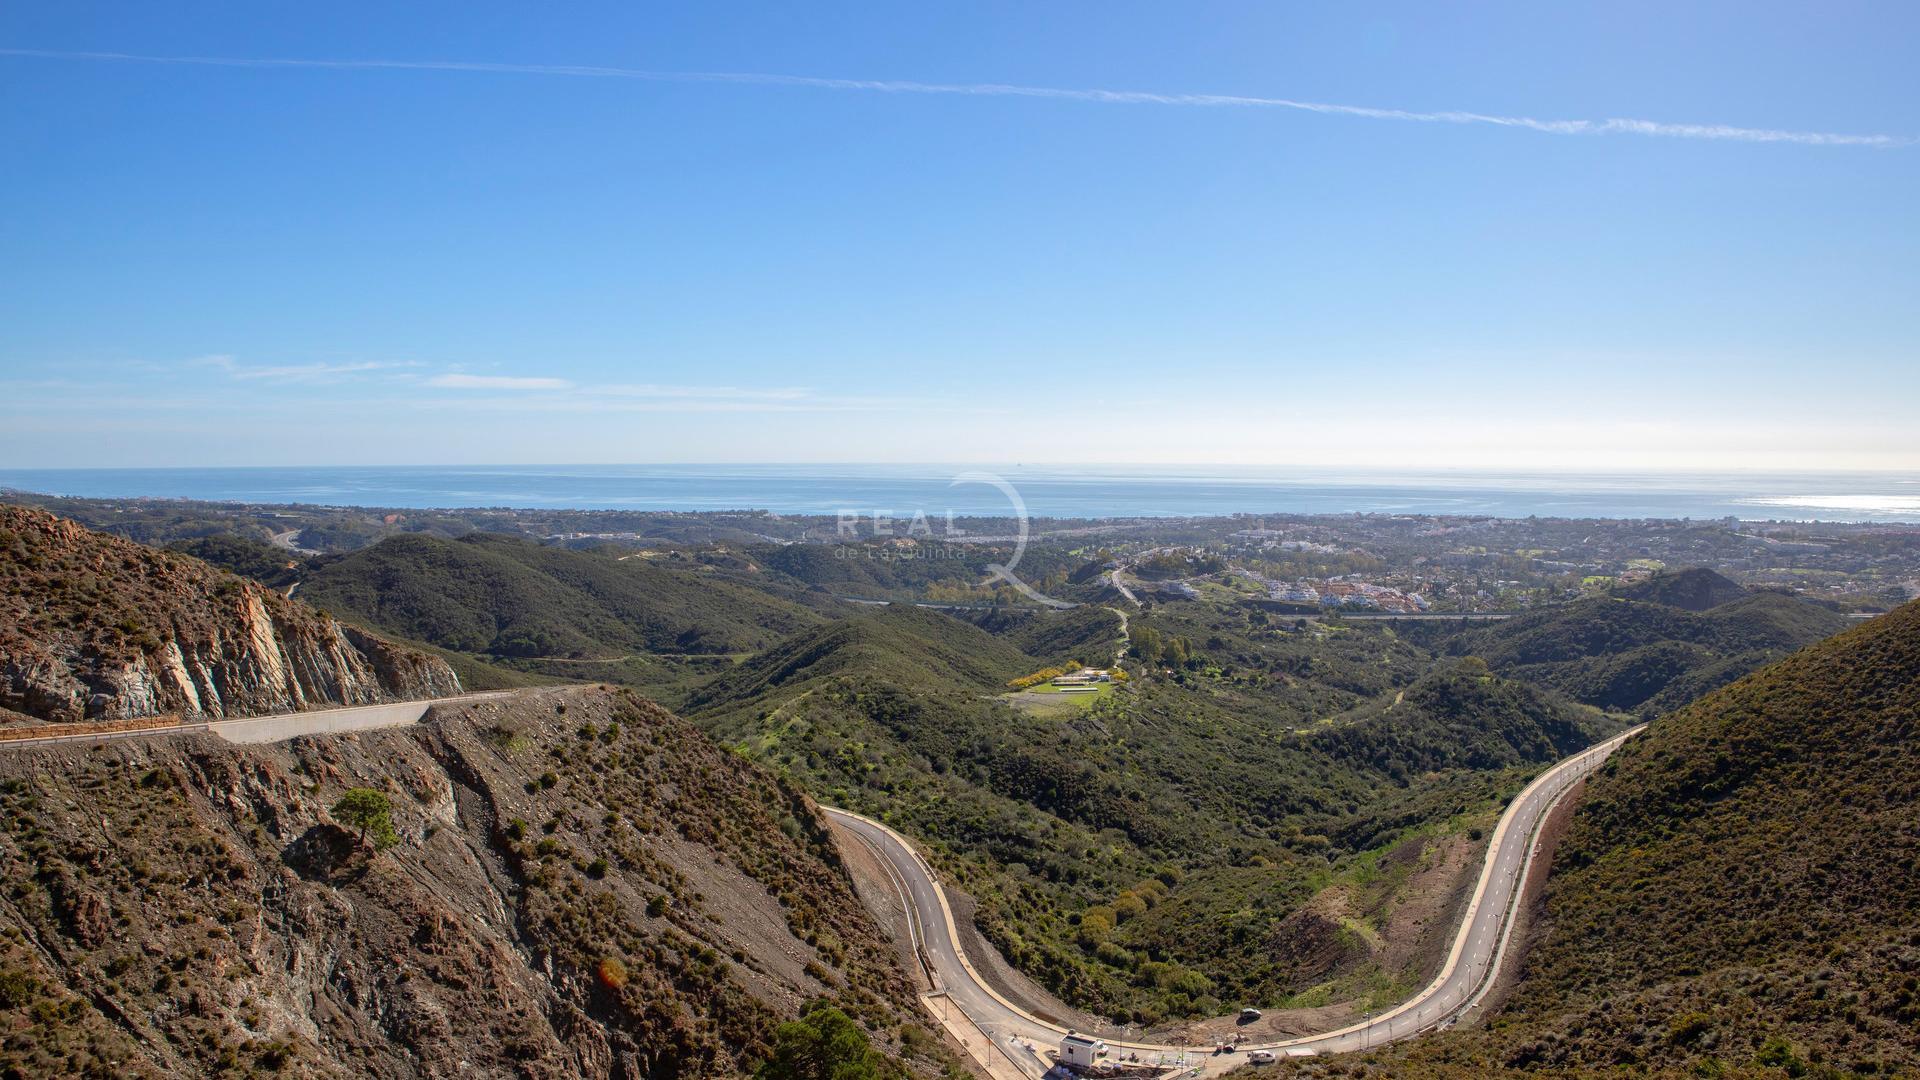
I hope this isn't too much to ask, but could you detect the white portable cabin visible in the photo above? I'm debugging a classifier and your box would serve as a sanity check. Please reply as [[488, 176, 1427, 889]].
[[1059, 1033, 1107, 1069]]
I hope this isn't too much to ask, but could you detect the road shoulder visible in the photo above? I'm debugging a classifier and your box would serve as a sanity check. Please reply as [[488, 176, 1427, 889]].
[[1458, 773, 1589, 1024]]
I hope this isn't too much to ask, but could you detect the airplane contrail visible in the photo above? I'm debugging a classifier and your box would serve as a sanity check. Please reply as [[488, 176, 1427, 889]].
[[0, 46, 1906, 148]]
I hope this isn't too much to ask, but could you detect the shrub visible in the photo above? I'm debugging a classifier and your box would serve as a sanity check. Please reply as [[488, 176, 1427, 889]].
[[1669, 1011, 1712, 1044], [0, 969, 38, 1008], [1076, 906, 1115, 948]]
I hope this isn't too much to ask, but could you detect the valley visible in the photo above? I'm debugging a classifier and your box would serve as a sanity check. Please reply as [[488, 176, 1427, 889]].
[[0, 501, 1914, 1078], [7, 12, 1913, 1076]]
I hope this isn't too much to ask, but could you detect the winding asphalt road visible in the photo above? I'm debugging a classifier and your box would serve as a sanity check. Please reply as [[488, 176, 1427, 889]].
[[1, 687, 1639, 1069], [826, 724, 1643, 1072]]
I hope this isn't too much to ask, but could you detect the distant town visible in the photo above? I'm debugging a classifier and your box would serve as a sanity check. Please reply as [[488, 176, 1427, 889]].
[[5, 490, 1915, 615]]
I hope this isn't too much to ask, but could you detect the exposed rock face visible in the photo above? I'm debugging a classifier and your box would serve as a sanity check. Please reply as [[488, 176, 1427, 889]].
[[0, 506, 460, 722], [0, 687, 934, 1079]]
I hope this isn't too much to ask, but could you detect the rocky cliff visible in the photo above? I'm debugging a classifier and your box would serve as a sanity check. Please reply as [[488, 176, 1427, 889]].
[[0, 686, 943, 1079], [0, 506, 461, 722]]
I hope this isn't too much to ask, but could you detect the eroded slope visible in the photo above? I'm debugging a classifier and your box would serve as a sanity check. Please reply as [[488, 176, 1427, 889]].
[[0, 507, 461, 723], [0, 686, 941, 1079]]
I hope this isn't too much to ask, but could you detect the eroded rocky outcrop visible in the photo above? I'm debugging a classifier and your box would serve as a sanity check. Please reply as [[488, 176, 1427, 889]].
[[0, 506, 460, 722], [0, 687, 940, 1079]]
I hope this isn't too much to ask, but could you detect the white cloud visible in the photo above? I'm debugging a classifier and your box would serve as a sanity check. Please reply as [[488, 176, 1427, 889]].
[[415, 390, 919, 414], [3, 48, 1906, 149], [426, 373, 574, 390], [600, 383, 812, 400], [194, 354, 418, 382], [419, 378, 917, 411]]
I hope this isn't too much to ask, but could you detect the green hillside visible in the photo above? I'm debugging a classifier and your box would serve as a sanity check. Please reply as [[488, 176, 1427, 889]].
[[684, 604, 1035, 712], [1610, 566, 1750, 611], [1303, 661, 1619, 781], [748, 540, 1094, 604], [295, 533, 828, 687], [962, 604, 1128, 665], [691, 604, 1627, 1023], [1440, 584, 1849, 716], [1296, 601, 1920, 1078], [165, 533, 304, 588]]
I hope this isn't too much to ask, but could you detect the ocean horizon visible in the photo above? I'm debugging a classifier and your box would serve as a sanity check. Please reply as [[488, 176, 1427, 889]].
[[2, 464, 1918, 524]]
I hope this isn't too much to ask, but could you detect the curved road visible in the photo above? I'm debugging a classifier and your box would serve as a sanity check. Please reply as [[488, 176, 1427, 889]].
[[826, 724, 1643, 1071], [2, 687, 1637, 1067], [0, 691, 522, 749]]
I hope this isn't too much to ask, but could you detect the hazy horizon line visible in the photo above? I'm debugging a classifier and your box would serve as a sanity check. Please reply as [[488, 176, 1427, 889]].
[[2, 462, 1915, 476]]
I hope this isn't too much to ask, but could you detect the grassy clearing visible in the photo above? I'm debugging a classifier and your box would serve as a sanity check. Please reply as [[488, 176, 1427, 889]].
[[1005, 679, 1116, 715]]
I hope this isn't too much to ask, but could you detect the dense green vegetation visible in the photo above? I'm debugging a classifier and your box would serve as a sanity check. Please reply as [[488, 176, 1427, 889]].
[[692, 600, 1625, 1023], [961, 604, 1128, 664], [1429, 582, 1848, 716], [1282, 601, 1920, 1078], [1307, 661, 1609, 783], [1610, 567, 1753, 611], [685, 605, 1039, 713], [295, 532, 832, 691], [165, 533, 303, 588], [748, 540, 1097, 605], [757, 1003, 889, 1080]]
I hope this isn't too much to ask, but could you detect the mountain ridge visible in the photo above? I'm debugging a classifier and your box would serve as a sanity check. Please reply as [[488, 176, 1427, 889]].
[[0, 506, 461, 723]]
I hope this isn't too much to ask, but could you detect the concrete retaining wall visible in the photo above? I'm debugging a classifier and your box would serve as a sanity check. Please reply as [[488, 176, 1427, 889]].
[[211, 700, 436, 744]]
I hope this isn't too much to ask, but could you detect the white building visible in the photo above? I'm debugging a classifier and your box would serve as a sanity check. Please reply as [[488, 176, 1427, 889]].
[[1059, 1033, 1107, 1069]]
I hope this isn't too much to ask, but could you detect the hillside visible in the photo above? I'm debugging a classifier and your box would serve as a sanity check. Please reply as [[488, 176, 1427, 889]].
[[294, 533, 827, 684], [1302, 661, 1617, 782], [1610, 566, 1749, 611], [0, 506, 461, 723], [962, 605, 1128, 665], [684, 604, 1036, 714], [749, 540, 1090, 605], [1290, 601, 1920, 1078], [1439, 584, 1849, 716], [0, 686, 949, 1079], [166, 533, 305, 589], [692, 604, 1626, 1026]]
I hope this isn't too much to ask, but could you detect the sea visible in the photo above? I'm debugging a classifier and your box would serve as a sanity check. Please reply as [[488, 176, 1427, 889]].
[[1, 465, 1918, 523]]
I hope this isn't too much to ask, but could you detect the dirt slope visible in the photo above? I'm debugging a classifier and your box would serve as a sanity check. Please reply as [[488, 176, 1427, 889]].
[[0, 686, 944, 1079]]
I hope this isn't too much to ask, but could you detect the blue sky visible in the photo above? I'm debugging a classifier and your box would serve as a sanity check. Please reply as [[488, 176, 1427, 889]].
[[2, 2, 1915, 470]]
